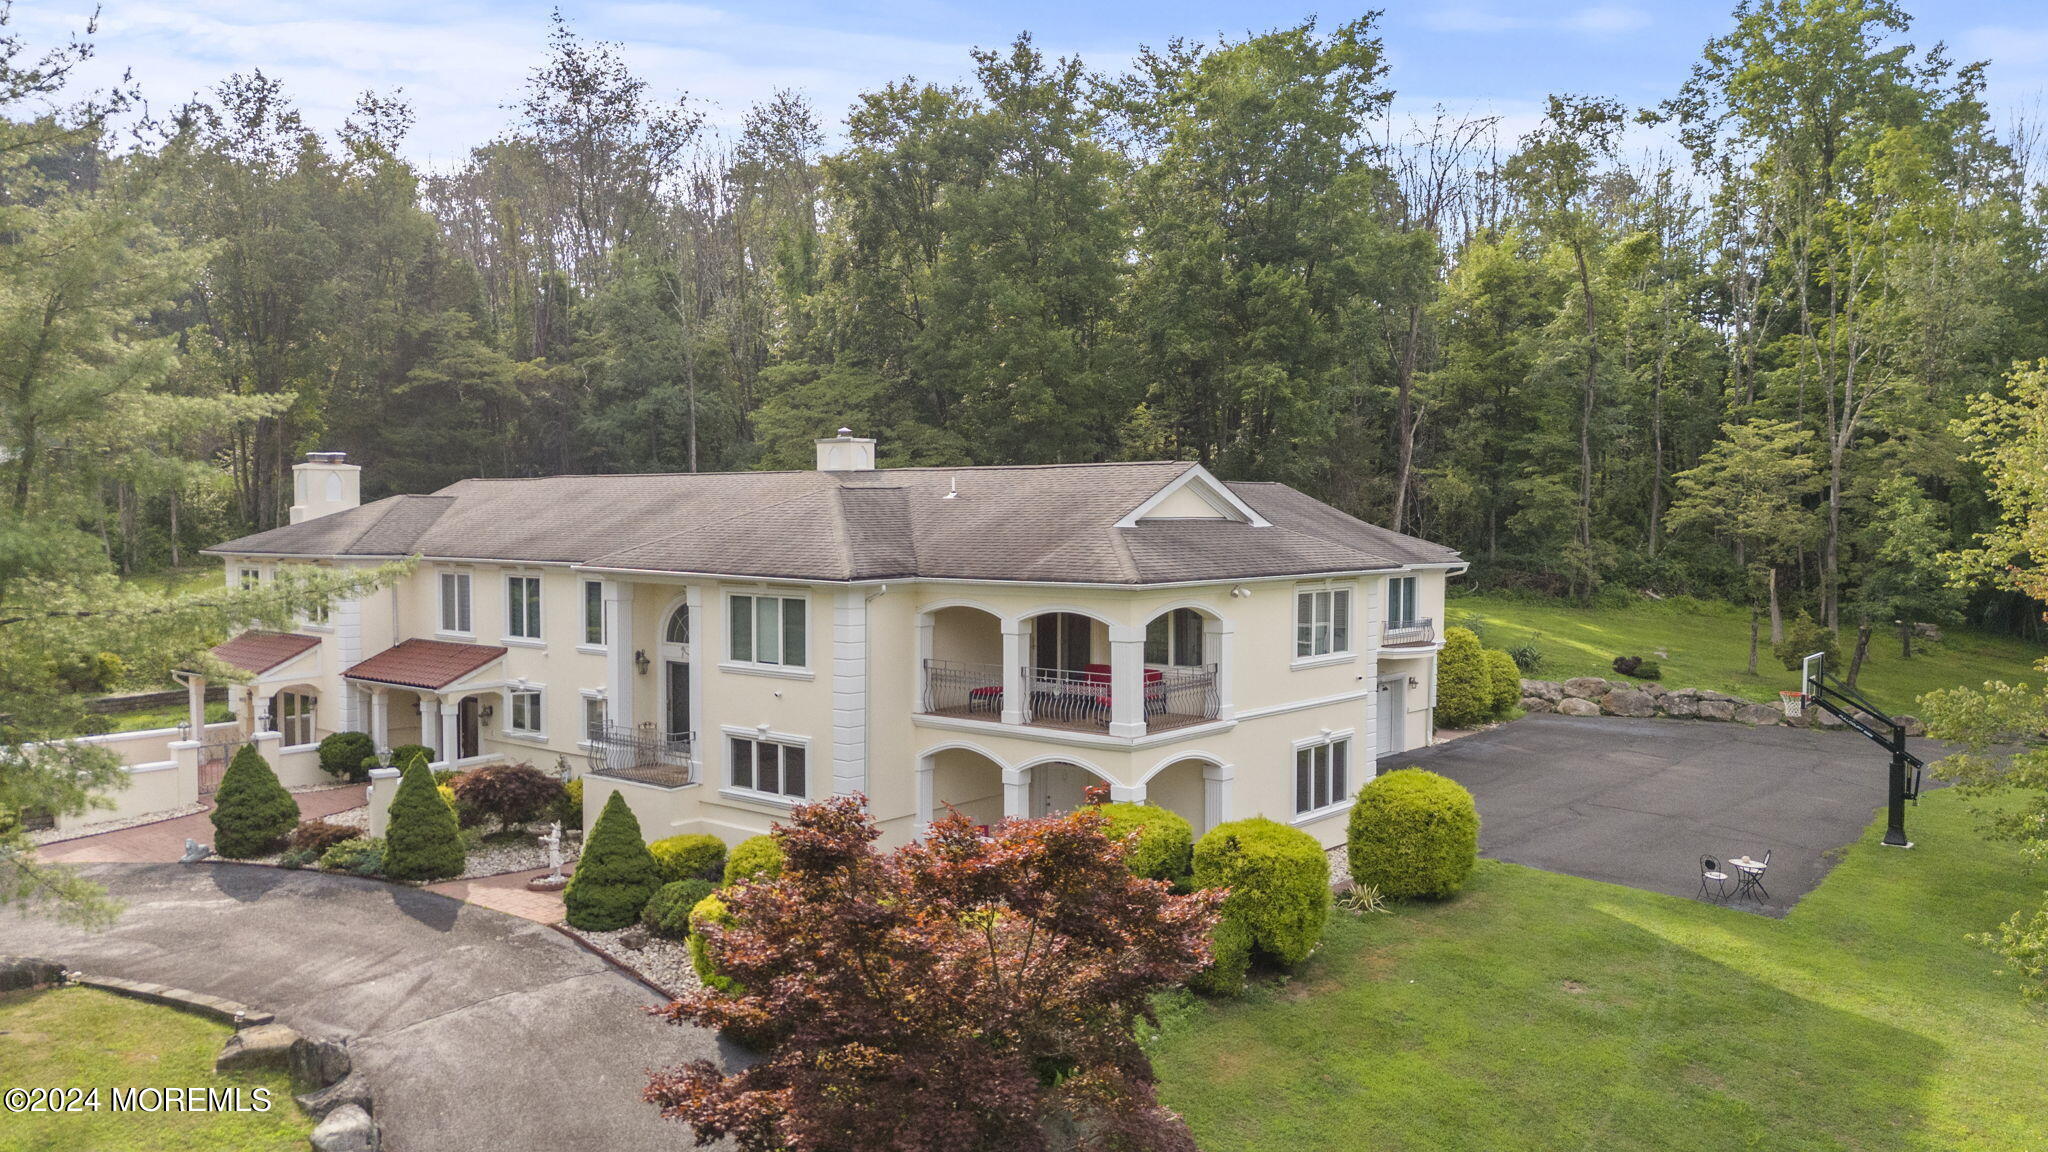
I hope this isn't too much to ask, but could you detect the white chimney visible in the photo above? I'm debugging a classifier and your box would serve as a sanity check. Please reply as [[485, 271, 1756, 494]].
[[290, 451, 362, 523], [814, 427, 877, 472]]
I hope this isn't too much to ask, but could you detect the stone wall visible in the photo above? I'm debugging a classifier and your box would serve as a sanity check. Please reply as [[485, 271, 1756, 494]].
[[1516, 676, 1925, 735]]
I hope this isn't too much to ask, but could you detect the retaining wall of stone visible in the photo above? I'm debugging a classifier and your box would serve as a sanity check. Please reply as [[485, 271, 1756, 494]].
[[1517, 676, 1926, 735]]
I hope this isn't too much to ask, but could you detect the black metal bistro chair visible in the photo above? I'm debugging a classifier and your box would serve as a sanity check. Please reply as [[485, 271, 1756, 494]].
[[1698, 855, 1731, 903], [1733, 850, 1771, 902]]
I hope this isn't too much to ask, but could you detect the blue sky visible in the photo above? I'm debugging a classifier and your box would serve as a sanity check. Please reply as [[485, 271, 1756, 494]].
[[20, 1, 2048, 165]]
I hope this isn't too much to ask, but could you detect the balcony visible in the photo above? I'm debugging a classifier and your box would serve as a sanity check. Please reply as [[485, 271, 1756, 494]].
[[921, 659, 1221, 736], [1382, 617, 1436, 647], [587, 722, 694, 788]]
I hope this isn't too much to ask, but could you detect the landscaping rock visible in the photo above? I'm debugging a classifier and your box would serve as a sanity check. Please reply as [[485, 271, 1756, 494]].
[[214, 1023, 299, 1074], [289, 1036, 352, 1090], [1601, 689, 1658, 718], [1734, 703, 1784, 726], [1696, 699, 1736, 722], [1519, 679, 1564, 702], [1562, 677, 1609, 700], [0, 955, 63, 992], [618, 927, 651, 950], [311, 1102, 378, 1152], [1898, 714, 1927, 738], [296, 1073, 373, 1121], [1518, 696, 1556, 714], [1662, 694, 1699, 718], [1813, 709, 1846, 730], [1557, 697, 1601, 717]]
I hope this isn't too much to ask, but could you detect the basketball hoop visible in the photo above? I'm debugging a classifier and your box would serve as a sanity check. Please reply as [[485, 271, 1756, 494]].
[[1780, 690, 1804, 718]]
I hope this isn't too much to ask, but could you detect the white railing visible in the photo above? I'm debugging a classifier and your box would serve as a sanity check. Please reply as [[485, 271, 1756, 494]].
[[587, 722, 695, 787], [1383, 617, 1436, 647], [1150, 663, 1221, 723], [922, 659, 1007, 716]]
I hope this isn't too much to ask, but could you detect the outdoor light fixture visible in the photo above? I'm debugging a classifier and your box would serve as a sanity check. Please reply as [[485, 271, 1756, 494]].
[[480, 704, 494, 720], [635, 649, 651, 675], [1408, 677, 1419, 689]]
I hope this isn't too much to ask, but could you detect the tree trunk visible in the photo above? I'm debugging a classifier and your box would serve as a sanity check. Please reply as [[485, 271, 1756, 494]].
[[1572, 241, 1598, 603], [1747, 604, 1760, 676], [168, 486, 182, 569], [1899, 621, 1913, 660], [1847, 617, 1871, 688], [1767, 566, 1784, 646], [1390, 302, 1422, 533]]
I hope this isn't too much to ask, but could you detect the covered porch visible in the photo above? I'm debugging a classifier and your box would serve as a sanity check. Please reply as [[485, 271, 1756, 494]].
[[344, 638, 508, 769]]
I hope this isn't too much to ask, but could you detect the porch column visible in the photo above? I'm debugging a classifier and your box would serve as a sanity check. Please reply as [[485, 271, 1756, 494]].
[[915, 761, 935, 830], [1000, 621, 1028, 725], [422, 695, 443, 760], [604, 581, 637, 732], [438, 694, 461, 762], [369, 685, 391, 751], [1201, 762, 1234, 835], [1107, 623, 1146, 738], [1110, 782, 1144, 803], [1001, 766, 1029, 821], [1206, 619, 1235, 721], [185, 674, 208, 739]]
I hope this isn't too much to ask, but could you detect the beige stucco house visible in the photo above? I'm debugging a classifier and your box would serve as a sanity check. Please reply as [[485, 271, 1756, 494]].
[[196, 436, 1464, 849]]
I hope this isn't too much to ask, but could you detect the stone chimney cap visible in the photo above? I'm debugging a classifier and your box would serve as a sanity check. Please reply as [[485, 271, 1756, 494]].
[[836, 427, 854, 438], [305, 451, 349, 465]]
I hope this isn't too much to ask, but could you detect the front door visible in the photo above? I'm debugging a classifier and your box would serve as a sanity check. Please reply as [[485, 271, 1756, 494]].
[[1031, 762, 1096, 816], [457, 697, 481, 759], [665, 661, 691, 739], [1376, 676, 1405, 756]]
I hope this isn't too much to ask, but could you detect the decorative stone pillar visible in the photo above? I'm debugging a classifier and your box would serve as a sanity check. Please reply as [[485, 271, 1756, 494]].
[[367, 767, 401, 837], [185, 675, 209, 739]]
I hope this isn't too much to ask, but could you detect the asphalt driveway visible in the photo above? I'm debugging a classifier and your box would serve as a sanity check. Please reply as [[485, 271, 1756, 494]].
[[1391, 714, 1946, 914], [0, 863, 732, 1151]]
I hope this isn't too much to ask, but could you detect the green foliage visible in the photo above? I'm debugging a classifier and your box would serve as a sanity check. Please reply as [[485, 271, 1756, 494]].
[[1507, 640, 1546, 674], [1192, 817, 1330, 979], [721, 835, 784, 886], [1773, 614, 1838, 673], [382, 759, 465, 882], [1347, 769, 1480, 900], [316, 732, 376, 783], [287, 819, 360, 855], [1435, 626, 1494, 729], [317, 837, 384, 877], [558, 776, 585, 832], [687, 893, 739, 993], [1971, 897, 2048, 1003], [449, 762, 565, 830], [1092, 802, 1194, 886], [643, 878, 717, 940], [1482, 648, 1521, 715], [564, 792, 663, 930], [648, 834, 727, 884], [1188, 912, 1253, 997], [208, 745, 297, 858], [388, 744, 432, 773]]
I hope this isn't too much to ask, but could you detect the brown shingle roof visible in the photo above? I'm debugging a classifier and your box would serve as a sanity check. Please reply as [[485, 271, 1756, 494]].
[[343, 639, 506, 690], [206, 462, 1464, 585], [210, 631, 322, 675]]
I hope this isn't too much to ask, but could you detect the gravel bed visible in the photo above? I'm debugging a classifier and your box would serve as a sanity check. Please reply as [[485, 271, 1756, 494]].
[[565, 925, 702, 1000], [457, 830, 582, 880], [28, 803, 208, 846], [1325, 844, 1353, 889]]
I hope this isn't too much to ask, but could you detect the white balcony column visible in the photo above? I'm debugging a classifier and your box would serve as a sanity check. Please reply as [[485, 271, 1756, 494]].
[[438, 694, 461, 762], [1107, 623, 1146, 738], [369, 685, 391, 750], [1001, 766, 1029, 821], [1201, 762, 1234, 835], [915, 613, 935, 712], [1000, 621, 1028, 725], [421, 695, 443, 760], [184, 674, 208, 739], [1110, 782, 1145, 803], [603, 581, 637, 732], [915, 761, 935, 830], [1206, 619, 1235, 720]]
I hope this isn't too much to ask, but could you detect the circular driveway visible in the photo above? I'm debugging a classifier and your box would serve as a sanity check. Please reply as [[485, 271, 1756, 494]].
[[0, 863, 732, 1150]]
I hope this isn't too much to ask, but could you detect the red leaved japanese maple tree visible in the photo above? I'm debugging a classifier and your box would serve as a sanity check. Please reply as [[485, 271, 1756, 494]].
[[646, 794, 1223, 1151]]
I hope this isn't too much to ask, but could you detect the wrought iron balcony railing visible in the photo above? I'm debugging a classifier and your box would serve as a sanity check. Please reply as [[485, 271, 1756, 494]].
[[587, 722, 694, 788], [1382, 617, 1436, 647]]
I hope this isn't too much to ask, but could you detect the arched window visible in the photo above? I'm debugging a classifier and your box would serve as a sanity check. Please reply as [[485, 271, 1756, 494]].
[[664, 604, 690, 645], [1145, 608, 1206, 666]]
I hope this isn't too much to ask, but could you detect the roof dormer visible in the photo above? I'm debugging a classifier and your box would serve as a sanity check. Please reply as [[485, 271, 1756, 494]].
[[1116, 465, 1271, 528]]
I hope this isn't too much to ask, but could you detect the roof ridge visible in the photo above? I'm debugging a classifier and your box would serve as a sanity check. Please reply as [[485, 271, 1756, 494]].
[[428, 460, 1194, 487]]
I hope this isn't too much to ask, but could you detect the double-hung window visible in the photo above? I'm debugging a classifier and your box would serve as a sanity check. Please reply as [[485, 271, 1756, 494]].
[[1295, 585, 1352, 659], [729, 735, 807, 799], [508, 689, 543, 735], [1387, 576, 1419, 628], [583, 580, 606, 646], [1295, 736, 1350, 816], [583, 697, 607, 743], [507, 575, 542, 641], [238, 566, 262, 590], [440, 572, 472, 634], [728, 593, 806, 668]]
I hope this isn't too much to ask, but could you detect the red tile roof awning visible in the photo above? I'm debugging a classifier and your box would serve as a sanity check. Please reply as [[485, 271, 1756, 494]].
[[211, 631, 322, 675], [344, 638, 506, 691]]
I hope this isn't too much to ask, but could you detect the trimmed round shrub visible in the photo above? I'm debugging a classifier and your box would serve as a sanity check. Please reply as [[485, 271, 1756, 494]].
[[643, 878, 717, 940], [687, 893, 739, 993], [565, 792, 663, 930], [558, 776, 585, 832], [317, 731, 376, 783], [318, 836, 384, 876], [388, 743, 433, 773], [1434, 626, 1493, 729], [1188, 910, 1254, 997], [383, 758, 466, 882], [1091, 802, 1194, 886], [288, 818, 361, 856], [452, 762, 566, 830], [1347, 768, 1479, 900], [1482, 648, 1521, 717], [649, 834, 727, 884], [722, 835, 783, 886], [1192, 817, 1330, 973], [210, 744, 298, 858]]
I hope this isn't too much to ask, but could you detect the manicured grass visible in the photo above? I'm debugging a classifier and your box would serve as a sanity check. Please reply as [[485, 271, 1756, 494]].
[[1146, 790, 2048, 1151], [1449, 591, 2045, 707], [98, 702, 234, 734], [0, 986, 311, 1152]]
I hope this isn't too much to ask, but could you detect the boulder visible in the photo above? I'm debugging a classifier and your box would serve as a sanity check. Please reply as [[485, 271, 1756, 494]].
[[311, 1103, 379, 1152], [289, 1036, 351, 1090], [1813, 708, 1846, 730], [1734, 703, 1784, 726], [0, 956, 63, 993], [297, 1073, 373, 1121], [1557, 697, 1601, 717], [1519, 679, 1564, 702], [1518, 696, 1557, 714], [214, 1023, 298, 1074], [1601, 689, 1658, 718], [1562, 677, 1609, 700], [1662, 694, 1700, 719], [1898, 714, 1927, 738], [1641, 683, 1666, 697], [619, 927, 650, 950], [1783, 707, 1812, 728], [1665, 687, 1700, 703], [1697, 699, 1736, 722]]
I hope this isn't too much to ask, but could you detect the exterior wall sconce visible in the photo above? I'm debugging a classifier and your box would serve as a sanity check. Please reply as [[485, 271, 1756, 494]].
[[1408, 677, 1420, 689], [480, 703, 494, 720], [634, 649, 651, 675]]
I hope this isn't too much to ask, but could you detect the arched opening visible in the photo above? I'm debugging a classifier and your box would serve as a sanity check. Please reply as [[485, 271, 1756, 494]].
[[268, 684, 321, 747], [659, 600, 692, 745], [926, 747, 1006, 833], [1140, 606, 1223, 730], [921, 605, 1005, 718], [1145, 757, 1215, 834], [1018, 609, 1117, 732], [1021, 757, 1113, 820]]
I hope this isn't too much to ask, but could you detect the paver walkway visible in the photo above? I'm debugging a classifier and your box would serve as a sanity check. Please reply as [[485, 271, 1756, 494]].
[[425, 866, 572, 923], [1, 863, 724, 1151], [38, 785, 369, 865]]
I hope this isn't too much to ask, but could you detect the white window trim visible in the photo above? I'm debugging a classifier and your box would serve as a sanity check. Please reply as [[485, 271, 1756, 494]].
[[724, 589, 812, 672], [503, 685, 547, 741], [1290, 728, 1356, 823], [719, 725, 812, 805], [437, 569, 475, 638], [275, 690, 318, 750], [579, 579, 608, 653], [1386, 574, 1421, 627], [1292, 581, 1355, 665], [503, 571, 544, 645], [578, 689, 608, 748]]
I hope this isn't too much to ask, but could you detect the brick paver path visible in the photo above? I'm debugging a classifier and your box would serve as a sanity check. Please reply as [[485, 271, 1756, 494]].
[[424, 866, 571, 924], [37, 785, 369, 865]]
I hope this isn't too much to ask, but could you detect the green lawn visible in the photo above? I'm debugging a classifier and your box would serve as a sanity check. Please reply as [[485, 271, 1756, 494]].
[[97, 701, 234, 734], [0, 986, 311, 1152], [1147, 790, 2048, 1151], [1449, 591, 2045, 707]]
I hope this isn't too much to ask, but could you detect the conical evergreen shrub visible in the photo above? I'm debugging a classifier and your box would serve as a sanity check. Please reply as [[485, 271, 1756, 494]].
[[382, 757, 465, 881], [210, 744, 298, 858], [565, 791, 662, 930]]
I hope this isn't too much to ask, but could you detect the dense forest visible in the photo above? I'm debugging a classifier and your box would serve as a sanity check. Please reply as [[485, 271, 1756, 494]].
[[4, 1, 2046, 650]]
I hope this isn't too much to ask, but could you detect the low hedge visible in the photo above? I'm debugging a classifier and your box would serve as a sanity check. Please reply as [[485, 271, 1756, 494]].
[[644, 878, 717, 940], [722, 835, 783, 886], [1346, 768, 1479, 900], [1091, 803, 1194, 886], [1435, 626, 1494, 729], [687, 893, 739, 993], [317, 731, 376, 783], [1191, 817, 1329, 989], [1482, 648, 1521, 716], [649, 834, 727, 884], [318, 837, 384, 876]]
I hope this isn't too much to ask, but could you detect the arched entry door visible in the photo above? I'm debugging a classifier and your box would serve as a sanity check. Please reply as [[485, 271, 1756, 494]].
[[661, 602, 692, 742]]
